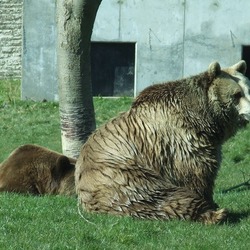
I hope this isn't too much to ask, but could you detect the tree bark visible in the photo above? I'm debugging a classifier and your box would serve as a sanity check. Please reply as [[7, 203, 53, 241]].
[[56, 0, 101, 158]]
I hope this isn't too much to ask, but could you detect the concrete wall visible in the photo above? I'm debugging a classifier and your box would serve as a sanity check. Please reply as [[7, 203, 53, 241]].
[[0, 0, 23, 79], [93, 0, 250, 93], [183, 0, 250, 76], [22, 0, 57, 100], [19, 0, 250, 100], [92, 0, 185, 94]]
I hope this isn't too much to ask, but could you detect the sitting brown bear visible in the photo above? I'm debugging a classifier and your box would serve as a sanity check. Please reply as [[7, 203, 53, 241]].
[[75, 61, 250, 224], [0, 144, 76, 196]]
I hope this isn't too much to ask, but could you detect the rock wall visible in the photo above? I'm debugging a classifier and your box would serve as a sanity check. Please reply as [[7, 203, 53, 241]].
[[0, 0, 23, 79]]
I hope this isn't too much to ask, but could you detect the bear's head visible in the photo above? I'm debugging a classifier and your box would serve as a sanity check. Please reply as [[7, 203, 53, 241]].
[[0, 145, 76, 196], [206, 60, 250, 140]]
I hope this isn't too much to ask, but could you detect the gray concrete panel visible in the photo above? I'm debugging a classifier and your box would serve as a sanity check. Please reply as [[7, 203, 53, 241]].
[[21, 0, 250, 100], [22, 0, 57, 101]]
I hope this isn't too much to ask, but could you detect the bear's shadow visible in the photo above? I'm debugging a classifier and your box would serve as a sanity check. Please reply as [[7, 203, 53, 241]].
[[225, 210, 250, 224], [220, 186, 250, 224]]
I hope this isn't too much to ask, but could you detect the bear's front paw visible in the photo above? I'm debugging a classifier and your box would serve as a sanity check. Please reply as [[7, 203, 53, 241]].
[[199, 208, 228, 225]]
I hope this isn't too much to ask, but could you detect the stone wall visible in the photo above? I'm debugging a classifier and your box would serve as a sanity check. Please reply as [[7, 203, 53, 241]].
[[0, 0, 23, 79]]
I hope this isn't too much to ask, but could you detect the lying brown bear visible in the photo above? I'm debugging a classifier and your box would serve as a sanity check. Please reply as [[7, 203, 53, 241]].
[[0, 144, 76, 195]]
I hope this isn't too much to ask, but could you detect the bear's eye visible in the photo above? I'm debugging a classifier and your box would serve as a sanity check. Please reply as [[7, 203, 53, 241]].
[[233, 91, 242, 100]]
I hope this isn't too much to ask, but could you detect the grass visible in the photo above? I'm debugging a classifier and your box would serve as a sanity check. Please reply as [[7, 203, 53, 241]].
[[0, 80, 132, 161], [0, 79, 250, 249]]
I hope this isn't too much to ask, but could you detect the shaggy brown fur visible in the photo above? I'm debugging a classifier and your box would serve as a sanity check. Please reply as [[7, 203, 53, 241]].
[[75, 61, 250, 224], [0, 144, 76, 195]]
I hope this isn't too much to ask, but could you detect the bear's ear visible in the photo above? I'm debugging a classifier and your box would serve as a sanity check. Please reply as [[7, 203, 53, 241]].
[[53, 156, 74, 180], [231, 60, 247, 75], [208, 61, 221, 76]]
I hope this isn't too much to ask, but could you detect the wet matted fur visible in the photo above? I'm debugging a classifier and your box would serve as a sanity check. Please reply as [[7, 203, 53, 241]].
[[76, 61, 250, 224]]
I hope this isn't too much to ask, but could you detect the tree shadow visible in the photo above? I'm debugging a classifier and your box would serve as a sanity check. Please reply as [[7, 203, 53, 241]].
[[222, 183, 250, 194]]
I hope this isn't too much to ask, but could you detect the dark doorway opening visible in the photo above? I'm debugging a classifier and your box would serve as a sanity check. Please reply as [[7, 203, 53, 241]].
[[91, 42, 135, 97], [242, 46, 250, 79]]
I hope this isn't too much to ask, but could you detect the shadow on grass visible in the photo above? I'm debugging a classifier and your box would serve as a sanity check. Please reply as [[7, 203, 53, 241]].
[[225, 210, 250, 224], [220, 185, 250, 224], [222, 185, 250, 194]]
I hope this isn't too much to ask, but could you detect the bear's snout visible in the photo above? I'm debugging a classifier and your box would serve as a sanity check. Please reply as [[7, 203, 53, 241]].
[[238, 97, 250, 122]]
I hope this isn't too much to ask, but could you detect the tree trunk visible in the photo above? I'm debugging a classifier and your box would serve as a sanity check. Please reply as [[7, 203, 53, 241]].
[[56, 0, 101, 158]]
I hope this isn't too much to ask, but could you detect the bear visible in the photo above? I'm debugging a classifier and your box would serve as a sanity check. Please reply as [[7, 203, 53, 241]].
[[0, 144, 76, 196], [75, 60, 250, 224]]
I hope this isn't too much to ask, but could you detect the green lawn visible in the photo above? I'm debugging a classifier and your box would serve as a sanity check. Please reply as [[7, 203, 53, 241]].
[[0, 80, 250, 250]]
